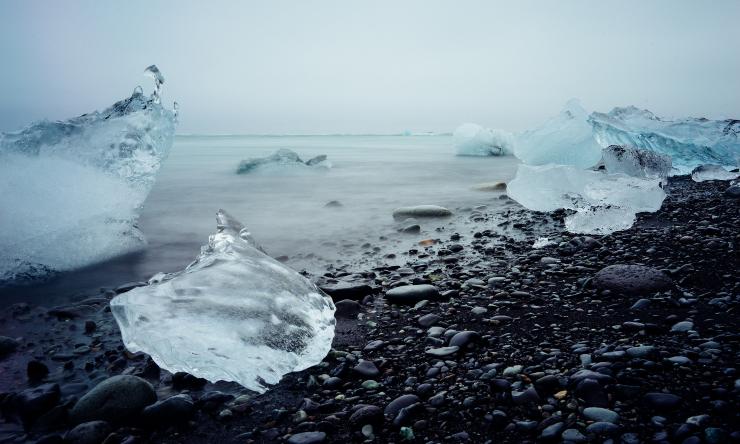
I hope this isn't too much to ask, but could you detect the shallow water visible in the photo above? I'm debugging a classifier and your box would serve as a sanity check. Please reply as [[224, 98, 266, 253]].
[[1, 135, 519, 305]]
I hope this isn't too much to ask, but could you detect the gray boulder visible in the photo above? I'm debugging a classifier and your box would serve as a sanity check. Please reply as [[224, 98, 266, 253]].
[[593, 264, 672, 294], [70, 375, 156, 424]]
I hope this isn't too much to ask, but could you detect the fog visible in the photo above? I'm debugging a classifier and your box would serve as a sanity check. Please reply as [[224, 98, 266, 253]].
[[1, 0, 739, 134]]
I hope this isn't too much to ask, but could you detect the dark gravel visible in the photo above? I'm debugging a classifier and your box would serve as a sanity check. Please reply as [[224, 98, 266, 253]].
[[0, 175, 738, 443]]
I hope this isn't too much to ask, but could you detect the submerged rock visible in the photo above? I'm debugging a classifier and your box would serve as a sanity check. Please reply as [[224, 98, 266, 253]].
[[392, 205, 452, 220], [110, 210, 336, 393]]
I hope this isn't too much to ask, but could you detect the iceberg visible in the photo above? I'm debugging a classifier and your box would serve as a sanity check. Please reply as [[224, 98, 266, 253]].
[[110, 210, 336, 393], [507, 164, 665, 234], [514, 99, 603, 169], [589, 106, 740, 172], [453, 123, 514, 156], [602, 145, 673, 179], [236, 148, 331, 174], [690, 164, 740, 182], [0, 66, 176, 284]]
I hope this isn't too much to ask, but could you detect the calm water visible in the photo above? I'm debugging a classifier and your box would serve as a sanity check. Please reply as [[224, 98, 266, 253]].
[[2, 135, 519, 305]]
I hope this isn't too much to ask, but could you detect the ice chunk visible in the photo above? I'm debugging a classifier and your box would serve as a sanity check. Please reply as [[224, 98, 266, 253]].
[[602, 145, 673, 179], [0, 65, 176, 284], [236, 149, 331, 174], [532, 237, 554, 248], [453, 123, 514, 156], [110, 210, 336, 393], [515, 99, 602, 168], [589, 106, 740, 173], [144, 65, 165, 103], [507, 164, 665, 235], [690, 164, 740, 182]]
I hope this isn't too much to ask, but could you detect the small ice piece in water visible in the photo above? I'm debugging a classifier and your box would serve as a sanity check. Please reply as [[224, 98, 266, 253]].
[[236, 148, 331, 174], [690, 164, 740, 182], [0, 66, 176, 284], [110, 210, 336, 393], [515, 99, 603, 169], [589, 106, 740, 173], [602, 145, 673, 179], [532, 237, 554, 248], [453, 123, 514, 156], [508, 164, 665, 235]]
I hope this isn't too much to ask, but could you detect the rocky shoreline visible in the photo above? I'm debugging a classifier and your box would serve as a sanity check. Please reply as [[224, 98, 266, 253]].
[[1, 175, 738, 443]]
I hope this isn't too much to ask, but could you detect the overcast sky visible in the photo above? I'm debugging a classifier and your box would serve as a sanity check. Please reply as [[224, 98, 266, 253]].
[[1, 0, 739, 134]]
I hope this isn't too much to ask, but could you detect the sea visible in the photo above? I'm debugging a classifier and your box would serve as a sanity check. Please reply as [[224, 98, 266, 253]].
[[1, 134, 520, 305]]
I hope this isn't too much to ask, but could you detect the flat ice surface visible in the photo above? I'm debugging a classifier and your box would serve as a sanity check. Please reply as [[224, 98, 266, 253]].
[[514, 100, 602, 169], [453, 123, 513, 156], [110, 210, 336, 393], [590, 106, 740, 173], [602, 145, 672, 179], [508, 164, 665, 234], [0, 68, 176, 284], [691, 164, 740, 182]]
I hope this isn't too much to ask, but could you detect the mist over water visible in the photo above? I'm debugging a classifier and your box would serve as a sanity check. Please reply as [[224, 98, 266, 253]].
[[0, 135, 519, 305]]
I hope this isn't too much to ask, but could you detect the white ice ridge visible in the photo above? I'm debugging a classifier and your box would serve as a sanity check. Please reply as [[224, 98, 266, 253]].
[[690, 164, 740, 182], [453, 123, 514, 156], [514, 99, 603, 169], [0, 65, 177, 284], [507, 164, 665, 235], [589, 106, 740, 173], [110, 210, 336, 393]]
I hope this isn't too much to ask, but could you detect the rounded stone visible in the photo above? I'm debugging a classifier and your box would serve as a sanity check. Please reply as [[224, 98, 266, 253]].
[[384, 394, 420, 417], [64, 421, 111, 444], [593, 264, 673, 294], [392, 205, 452, 220], [385, 284, 440, 304], [70, 375, 157, 424]]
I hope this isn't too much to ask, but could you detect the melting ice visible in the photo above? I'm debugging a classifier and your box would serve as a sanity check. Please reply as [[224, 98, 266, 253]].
[[514, 99, 603, 169], [602, 145, 672, 179], [0, 66, 176, 284], [453, 123, 514, 156], [110, 210, 336, 393], [691, 164, 740, 182], [507, 164, 665, 235], [236, 148, 331, 174], [589, 106, 740, 172]]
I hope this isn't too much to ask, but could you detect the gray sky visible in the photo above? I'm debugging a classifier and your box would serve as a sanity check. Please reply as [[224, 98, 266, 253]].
[[1, 0, 739, 134]]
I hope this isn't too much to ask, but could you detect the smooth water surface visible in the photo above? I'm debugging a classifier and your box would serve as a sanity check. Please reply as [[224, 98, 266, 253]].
[[2, 135, 519, 305]]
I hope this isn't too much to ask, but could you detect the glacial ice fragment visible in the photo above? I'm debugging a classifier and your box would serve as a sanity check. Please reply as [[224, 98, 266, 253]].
[[602, 145, 673, 179], [690, 164, 740, 182], [236, 148, 331, 174], [110, 210, 336, 393], [453, 123, 514, 156], [0, 66, 176, 284], [514, 99, 603, 169], [507, 164, 665, 235], [144, 65, 165, 103], [589, 106, 740, 172]]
